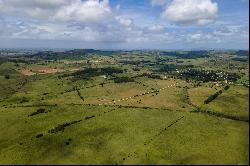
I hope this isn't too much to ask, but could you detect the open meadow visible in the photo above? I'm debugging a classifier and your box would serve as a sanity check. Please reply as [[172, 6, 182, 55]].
[[0, 49, 249, 164]]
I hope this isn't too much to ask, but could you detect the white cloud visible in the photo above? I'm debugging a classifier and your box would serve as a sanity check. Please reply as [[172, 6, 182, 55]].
[[148, 25, 165, 33], [6, 22, 102, 42], [0, 0, 71, 19], [54, 0, 111, 23], [0, 18, 6, 35], [1, 0, 70, 9], [188, 33, 202, 41], [0, 0, 111, 23], [0, 0, 248, 49], [161, 0, 218, 25], [186, 32, 221, 43], [116, 17, 134, 27], [213, 25, 249, 40]]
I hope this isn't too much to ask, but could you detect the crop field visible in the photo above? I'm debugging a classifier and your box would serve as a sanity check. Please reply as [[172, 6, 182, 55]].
[[0, 49, 249, 164]]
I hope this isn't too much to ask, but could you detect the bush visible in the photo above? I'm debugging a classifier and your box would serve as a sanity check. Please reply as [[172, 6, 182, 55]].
[[224, 85, 230, 90], [20, 97, 29, 103], [4, 75, 10, 79]]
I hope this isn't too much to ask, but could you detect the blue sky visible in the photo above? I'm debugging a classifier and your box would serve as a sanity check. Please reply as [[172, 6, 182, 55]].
[[0, 0, 249, 49]]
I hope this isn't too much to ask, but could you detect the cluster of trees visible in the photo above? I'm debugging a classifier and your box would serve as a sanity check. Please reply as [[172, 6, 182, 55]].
[[1, 54, 40, 65], [132, 67, 141, 71], [28, 108, 51, 116], [148, 74, 161, 79], [7, 58, 38, 64], [138, 73, 162, 79], [160, 51, 210, 59], [204, 90, 223, 104], [235, 50, 249, 57], [101, 67, 123, 75], [119, 60, 140, 65], [155, 57, 167, 63], [180, 69, 240, 83], [119, 60, 151, 65], [66, 49, 118, 56], [15, 49, 248, 62], [48, 120, 82, 134], [159, 64, 179, 73], [61, 67, 123, 80], [0, 57, 6, 65], [29, 51, 85, 60], [204, 85, 230, 104], [159, 64, 194, 73], [29, 49, 119, 60], [231, 57, 249, 62], [113, 76, 135, 83]]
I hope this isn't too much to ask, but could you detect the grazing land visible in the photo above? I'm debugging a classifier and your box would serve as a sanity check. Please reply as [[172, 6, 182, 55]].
[[0, 49, 249, 164]]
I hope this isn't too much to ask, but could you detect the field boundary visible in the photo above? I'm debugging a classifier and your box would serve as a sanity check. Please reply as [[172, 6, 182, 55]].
[[99, 82, 180, 105], [144, 116, 185, 145], [192, 109, 249, 122]]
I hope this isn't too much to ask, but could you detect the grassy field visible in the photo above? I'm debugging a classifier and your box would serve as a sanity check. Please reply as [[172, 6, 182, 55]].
[[201, 86, 249, 121], [0, 105, 248, 164], [0, 50, 249, 164], [188, 86, 222, 107]]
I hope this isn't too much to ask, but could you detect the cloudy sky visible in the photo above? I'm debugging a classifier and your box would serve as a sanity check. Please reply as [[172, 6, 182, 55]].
[[0, 0, 249, 49]]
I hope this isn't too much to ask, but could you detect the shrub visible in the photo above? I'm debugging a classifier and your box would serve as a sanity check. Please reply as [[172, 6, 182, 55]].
[[224, 85, 230, 90], [4, 75, 10, 79]]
